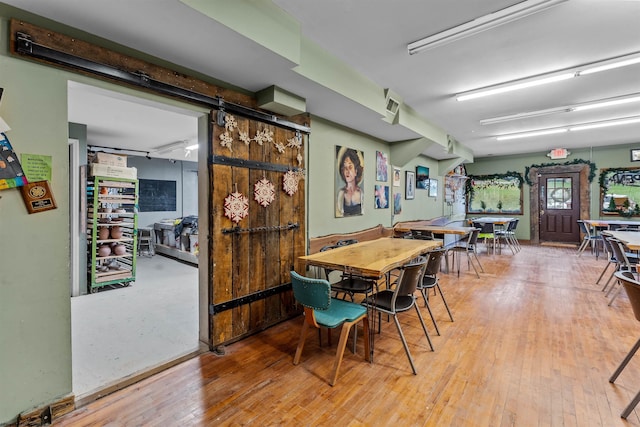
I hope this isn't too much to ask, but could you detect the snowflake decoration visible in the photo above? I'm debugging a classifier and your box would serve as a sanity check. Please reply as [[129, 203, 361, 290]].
[[286, 133, 302, 149], [254, 178, 275, 207], [224, 114, 238, 132], [274, 141, 286, 154], [239, 131, 251, 145], [224, 191, 249, 223], [283, 170, 299, 196], [220, 132, 233, 152], [254, 129, 274, 146]]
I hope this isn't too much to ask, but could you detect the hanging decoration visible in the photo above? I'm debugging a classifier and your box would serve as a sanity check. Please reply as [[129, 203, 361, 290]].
[[224, 185, 249, 223], [282, 170, 300, 196], [287, 131, 304, 167], [216, 113, 302, 167], [524, 159, 596, 186], [254, 177, 275, 207]]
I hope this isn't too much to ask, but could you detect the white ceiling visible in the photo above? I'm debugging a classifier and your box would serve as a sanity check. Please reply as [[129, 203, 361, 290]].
[[4, 0, 640, 161]]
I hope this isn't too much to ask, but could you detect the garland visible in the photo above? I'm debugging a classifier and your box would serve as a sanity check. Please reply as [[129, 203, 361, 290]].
[[524, 159, 596, 186], [464, 171, 523, 198]]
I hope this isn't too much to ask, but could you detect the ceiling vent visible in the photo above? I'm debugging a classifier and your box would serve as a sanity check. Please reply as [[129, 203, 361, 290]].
[[383, 89, 402, 124]]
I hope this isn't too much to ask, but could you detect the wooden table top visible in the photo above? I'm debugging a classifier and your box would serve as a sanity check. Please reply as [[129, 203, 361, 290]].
[[394, 224, 476, 235], [583, 219, 640, 228], [603, 230, 640, 251], [298, 237, 442, 278]]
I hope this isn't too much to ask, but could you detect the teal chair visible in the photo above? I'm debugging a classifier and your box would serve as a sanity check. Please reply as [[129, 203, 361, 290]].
[[290, 271, 370, 386]]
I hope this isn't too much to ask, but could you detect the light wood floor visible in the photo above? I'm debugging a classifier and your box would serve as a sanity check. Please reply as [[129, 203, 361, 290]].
[[55, 244, 640, 426]]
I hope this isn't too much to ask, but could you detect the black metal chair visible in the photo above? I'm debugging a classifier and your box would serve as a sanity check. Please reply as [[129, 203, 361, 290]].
[[605, 238, 639, 306], [610, 271, 640, 418], [362, 256, 434, 375], [417, 249, 453, 336], [448, 228, 483, 278]]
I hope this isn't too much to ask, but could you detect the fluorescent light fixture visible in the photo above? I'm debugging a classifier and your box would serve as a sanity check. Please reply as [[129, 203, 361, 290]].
[[496, 115, 640, 140], [569, 116, 640, 132], [458, 73, 574, 101], [408, 0, 567, 55], [481, 93, 640, 124], [457, 50, 640, 101], [496, 128, 567, 141], [154, 140, 189, 154], [578, 53, 640, 76], [185, 143, 199, 150]]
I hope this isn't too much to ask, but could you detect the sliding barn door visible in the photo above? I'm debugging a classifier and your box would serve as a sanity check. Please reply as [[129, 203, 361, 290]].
[[209, 111, 307, 347]]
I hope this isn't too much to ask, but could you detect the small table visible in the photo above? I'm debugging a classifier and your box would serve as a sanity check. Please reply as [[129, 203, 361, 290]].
[[470, 217, 516, 254], [604, 230, 640, 251], [297, 237, 442, 361]]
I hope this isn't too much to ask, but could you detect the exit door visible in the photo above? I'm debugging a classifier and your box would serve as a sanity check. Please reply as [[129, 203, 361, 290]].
[[539, 172, 580, 243]]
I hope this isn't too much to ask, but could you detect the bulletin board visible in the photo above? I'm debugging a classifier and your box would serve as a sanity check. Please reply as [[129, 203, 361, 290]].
[[138, 179, 177, 212]]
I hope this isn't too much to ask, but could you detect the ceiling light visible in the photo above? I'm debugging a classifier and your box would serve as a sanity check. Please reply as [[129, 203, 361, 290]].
[[458, 73, 574, 101], [578, 53, 640, 76], [496, 128, 567, 141], [457, 50, 640, 101], [569, 116, 640, 132], [495, 115, 640, 140], [408, 0, 567, 55], [185, 143, 199, 150], [154, 140, 190, 154], [0, 116, 10, 133], [481, 93, 640, 124]]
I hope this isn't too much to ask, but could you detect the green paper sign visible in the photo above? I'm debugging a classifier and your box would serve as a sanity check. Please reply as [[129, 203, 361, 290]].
[[21, 153, 52, 182]]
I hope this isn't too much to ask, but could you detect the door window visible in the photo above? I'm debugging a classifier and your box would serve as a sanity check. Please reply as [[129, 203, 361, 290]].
[[546, 177, 572, 210]]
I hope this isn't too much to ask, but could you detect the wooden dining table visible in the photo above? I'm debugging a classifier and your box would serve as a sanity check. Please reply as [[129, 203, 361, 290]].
[[297, 237, 442, 361], [603, 230, 640, 251]]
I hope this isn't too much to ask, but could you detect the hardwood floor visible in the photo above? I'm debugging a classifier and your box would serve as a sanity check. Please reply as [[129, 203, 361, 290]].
[[54, 244, 640, 426]]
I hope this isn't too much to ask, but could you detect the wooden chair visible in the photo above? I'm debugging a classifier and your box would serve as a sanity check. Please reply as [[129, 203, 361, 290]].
[[610, 271, 640, 418], [290, 271, 370, 386]]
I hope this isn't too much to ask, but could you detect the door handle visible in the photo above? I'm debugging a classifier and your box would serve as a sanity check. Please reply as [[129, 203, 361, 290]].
[[540, 210, 544, 215]]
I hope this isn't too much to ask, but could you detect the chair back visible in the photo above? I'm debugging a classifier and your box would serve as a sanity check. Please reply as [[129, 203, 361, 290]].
[[506, 219, 517, 232], [411, 230, 434, 240], [467, 228, 481, 247], [395, 256, 427, 297], [577, 220, 591, 236], [474, 221, 494, 235], [609, 238, 633, 269], [424, 249, 445, 276], [290, 271, 331, 311], [601, 234, 616, 261], [615, 271, 640, 322]]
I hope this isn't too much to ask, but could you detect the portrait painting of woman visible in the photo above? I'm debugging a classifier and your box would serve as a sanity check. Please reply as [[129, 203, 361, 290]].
[[335, 146, 364, 217]]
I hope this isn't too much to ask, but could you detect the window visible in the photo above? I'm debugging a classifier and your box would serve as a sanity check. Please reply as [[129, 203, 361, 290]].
[[600, 168, 640, 216], [466, 173, 523, 214], [546, 177, 572, 210]]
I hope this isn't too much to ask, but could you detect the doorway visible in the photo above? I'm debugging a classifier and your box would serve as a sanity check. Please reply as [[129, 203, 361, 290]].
[[67, 81, 208, 402], [538, 171, 580, 242], [528, 164, 591, 245]]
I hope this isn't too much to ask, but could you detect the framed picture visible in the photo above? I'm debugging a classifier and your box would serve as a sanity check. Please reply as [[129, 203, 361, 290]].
[[428, 179, 438, 197], [631, 149, 640, 162], [393, 192, 402, 214], [335, 145, 364, 217], [374, 184, 389, 208], [405, 171, 415, 200], [393, 166, 401, 187], [416, 165, 429, 189], [376, 150, 388, 181]]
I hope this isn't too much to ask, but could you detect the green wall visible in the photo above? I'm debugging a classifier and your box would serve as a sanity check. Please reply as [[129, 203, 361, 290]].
[[465, 144, 640, 241], [307, 117, 443, 239]]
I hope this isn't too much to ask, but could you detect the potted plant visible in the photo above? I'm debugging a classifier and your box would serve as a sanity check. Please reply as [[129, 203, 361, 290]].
[[480, 200, 486, 212], [497, 200, 503, 212]]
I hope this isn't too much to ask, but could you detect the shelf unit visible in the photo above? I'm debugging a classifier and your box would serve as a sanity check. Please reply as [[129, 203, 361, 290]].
[[87, 176, 138, 293]]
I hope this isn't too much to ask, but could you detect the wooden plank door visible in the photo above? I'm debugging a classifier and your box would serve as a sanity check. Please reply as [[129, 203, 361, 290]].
[[209, 111, 306, 347], [539, 172, 580, 243]]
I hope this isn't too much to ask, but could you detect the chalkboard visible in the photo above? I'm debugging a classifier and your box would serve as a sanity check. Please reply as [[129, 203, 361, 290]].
[[139, 179, 177, 212]]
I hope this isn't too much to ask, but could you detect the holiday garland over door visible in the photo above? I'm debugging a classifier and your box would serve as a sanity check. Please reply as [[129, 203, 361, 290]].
[[210, 111, 307, 347]]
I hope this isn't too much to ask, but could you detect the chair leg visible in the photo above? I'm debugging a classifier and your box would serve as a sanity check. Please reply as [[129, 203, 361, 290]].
[[420, 288, 440, 335], [392, 314, 418, 375], [436, 284, 454, 322], [466, 251, 480, 278], [610, 337, 640, 383], [621, 389, 640, 419], [414, 304, 435, 352], [596, 262, 613, 285], [293, 321, 310, 365], [472, 251, 484, 273], [329, 320, 357, 386]]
